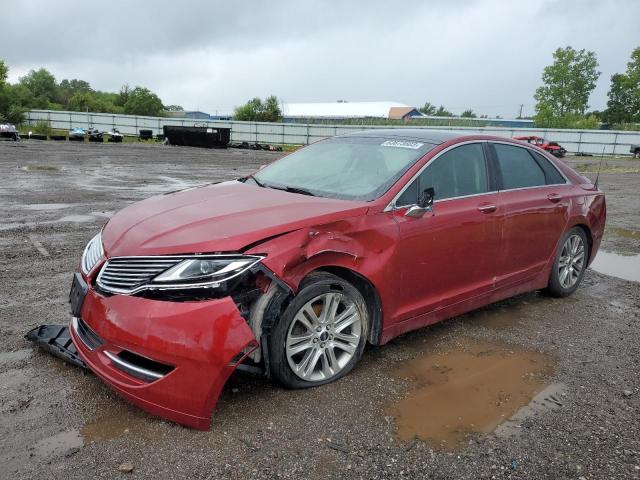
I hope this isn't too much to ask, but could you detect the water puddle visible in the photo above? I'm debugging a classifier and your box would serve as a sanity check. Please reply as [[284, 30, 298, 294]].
[[56, 214, 96, 223], [31, 411, 162, 458], [386, 338, 554, 450], [22, 203, 76, 211], [0, 348, 32, 366], [590, 251, 640, 282], [33, 431, 84, 458]]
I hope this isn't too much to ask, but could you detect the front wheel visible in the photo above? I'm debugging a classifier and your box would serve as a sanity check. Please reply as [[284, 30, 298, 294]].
[[546, 227, 589, 297], [268, 272, 368, 389]]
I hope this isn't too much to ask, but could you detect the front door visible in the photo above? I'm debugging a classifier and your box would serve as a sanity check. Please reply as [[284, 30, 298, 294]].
[[391, 142, 503, 321]]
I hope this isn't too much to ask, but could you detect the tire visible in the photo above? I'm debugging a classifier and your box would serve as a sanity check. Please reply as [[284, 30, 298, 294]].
[[546, 227, 589, 297], [268, 272, 368, 389]]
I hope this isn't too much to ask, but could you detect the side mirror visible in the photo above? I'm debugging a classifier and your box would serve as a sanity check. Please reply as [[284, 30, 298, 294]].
[[405, 187, 435, 218]]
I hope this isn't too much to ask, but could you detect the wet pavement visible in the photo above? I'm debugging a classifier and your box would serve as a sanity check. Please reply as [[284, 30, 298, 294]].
[[0, 142, 639, 479]]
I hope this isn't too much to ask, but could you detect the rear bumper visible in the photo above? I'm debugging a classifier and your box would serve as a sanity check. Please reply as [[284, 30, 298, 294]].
[[70, 288, 257, 430]]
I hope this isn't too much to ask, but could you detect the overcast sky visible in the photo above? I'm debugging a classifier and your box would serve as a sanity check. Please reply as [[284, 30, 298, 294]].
[[1, 0, 638, 117]]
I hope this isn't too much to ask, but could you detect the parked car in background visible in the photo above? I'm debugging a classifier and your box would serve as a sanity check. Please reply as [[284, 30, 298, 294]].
[[513, 135, 567, 157], [69, 130, 606, 429]]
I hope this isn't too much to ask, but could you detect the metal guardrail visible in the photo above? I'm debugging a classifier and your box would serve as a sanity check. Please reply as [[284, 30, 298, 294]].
[[24, 109, 640, 155]]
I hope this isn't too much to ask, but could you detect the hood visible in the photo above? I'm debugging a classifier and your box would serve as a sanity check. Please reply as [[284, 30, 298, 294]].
[[102, 181, 368, 256]]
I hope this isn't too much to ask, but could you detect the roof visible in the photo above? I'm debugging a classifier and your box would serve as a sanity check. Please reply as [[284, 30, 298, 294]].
[[388, 106, 421, 119], [339, 128, 465, 144], [283, 101, 412, 119]]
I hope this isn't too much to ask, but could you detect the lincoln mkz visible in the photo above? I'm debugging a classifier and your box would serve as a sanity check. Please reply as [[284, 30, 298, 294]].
[[69, 130, 606, 429]]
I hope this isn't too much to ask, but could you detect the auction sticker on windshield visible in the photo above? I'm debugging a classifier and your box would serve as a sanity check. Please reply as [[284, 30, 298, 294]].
[[380, 140, 424, 149]]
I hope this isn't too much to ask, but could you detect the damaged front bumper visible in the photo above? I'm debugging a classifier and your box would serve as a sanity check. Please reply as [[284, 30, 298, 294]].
[[68, 288, 258, 430]]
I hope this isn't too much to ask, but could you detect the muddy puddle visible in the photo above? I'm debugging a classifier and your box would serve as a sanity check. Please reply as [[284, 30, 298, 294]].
[[387, 338, 555, 450], [31, 411, 163, 459], [590, 251, 640, 282]]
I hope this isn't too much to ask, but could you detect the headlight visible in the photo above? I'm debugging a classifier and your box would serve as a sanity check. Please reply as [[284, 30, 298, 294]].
[[81, 232, 104, 274], [151, 255, 263, 287]]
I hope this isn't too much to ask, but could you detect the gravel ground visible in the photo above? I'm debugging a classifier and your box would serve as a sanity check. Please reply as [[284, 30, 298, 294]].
[[0, 141, 638, 479]]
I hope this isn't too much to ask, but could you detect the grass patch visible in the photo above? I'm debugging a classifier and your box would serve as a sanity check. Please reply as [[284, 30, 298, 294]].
[[573, 164, 640, 174], [24, 164, 59, 171], [606, 227, 640, 239]]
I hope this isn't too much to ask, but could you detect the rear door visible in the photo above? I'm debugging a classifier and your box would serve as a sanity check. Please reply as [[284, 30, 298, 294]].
[[391, 142, 503, 320], [489, 142, 569, 288]]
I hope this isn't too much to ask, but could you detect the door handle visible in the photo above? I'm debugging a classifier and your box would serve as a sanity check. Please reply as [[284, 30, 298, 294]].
[[477, 203, 497, 213], [547, 193, 562, 203]]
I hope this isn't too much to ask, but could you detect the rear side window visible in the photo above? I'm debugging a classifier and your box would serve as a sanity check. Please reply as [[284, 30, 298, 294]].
[[494, 144, 546, 189], [396, 143, 488, 205], [529, 151, 566, 184]]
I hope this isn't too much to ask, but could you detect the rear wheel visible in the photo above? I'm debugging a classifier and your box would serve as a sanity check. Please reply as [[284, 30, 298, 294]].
[[268, 272, 368, 389], [546, 227, 588, 297]]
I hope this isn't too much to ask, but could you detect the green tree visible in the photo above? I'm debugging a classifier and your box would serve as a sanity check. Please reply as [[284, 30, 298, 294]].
[[234, 95, 282, 122], [19, 68, 59, 106], [0, 60, 8, 86], [604, 47, 640, 124], [164, 104, 184, 112], [534, 46, 600, 126], [123, 87, 164, 116], [115, 84, 130, 107], [0, 61, 28, 124], [262, 95, 282, 122], [58, 78, 92, 107], [433, 105, 453, 117], [419, 102, 436, 115], [460, 109, 477, 118]]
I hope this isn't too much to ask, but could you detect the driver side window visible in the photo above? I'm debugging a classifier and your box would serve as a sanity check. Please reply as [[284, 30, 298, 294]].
[[396, 143, 489, 206]]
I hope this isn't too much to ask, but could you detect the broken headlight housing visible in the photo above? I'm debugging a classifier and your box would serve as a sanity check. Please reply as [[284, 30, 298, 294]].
[[151, 256, 264, 288], [81, 232, 104, 274]]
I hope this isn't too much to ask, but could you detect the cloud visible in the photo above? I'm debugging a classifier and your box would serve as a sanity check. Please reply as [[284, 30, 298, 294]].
[[1, 0, 637, 116]]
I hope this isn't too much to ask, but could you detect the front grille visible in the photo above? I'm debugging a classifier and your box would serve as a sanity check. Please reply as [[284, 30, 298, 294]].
[[97, 257, 182, 294]]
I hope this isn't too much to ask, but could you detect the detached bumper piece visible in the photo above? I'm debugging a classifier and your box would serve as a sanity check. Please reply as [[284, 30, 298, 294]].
[[25, 324, 88, 370], [68, 290, 258, 430]]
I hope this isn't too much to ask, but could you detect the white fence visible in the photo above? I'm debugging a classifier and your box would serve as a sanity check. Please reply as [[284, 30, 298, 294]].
[[25, 109, 640, 155]]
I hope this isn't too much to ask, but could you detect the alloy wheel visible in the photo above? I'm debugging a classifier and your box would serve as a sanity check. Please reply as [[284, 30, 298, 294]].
[[558, 234, 585, 289], [285, 292, 362, 382]]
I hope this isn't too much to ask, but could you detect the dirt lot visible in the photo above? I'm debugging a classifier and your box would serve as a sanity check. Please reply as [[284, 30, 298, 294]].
[[0, 141, 639, 479]]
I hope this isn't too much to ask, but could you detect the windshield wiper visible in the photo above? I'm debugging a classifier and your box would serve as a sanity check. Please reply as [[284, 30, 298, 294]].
[[244, 176, 314, 196], [244, 174, 265, 188], [278, 185, 315, 196]]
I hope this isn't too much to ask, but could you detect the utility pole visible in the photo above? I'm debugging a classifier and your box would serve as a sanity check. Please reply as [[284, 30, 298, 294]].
[[518, 104, 524, 118]]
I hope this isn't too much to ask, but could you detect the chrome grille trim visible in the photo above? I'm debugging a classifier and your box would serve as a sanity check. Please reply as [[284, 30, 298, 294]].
[[97, 256, 182, 294], [104, 351, 164, 382]]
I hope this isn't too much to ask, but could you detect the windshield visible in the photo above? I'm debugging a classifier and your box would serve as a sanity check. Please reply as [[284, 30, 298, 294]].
[[252, 136, 435, 201]]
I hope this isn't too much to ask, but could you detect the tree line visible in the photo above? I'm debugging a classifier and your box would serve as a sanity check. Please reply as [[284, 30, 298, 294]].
[[417, 46, 640, 129], [3, 45, 639, 129], [0, 60, 179, 124]]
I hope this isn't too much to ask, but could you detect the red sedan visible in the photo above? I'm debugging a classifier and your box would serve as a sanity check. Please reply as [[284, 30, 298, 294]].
[[513, 135, 567, 158], [69, 130, 606, 429]]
